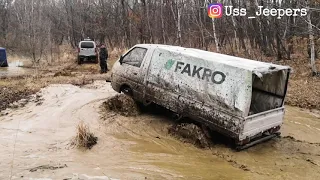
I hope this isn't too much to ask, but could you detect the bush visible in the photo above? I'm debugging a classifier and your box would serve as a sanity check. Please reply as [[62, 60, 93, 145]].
[[72, 121, 97, 149]]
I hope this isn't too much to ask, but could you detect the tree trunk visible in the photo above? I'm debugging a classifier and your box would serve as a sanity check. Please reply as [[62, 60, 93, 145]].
[[160, 0, 166, 44], [307, 0, 318, 75], [206, 0, 220, 52], [211, 18, 220, 52], [177, 0, 182, 46]]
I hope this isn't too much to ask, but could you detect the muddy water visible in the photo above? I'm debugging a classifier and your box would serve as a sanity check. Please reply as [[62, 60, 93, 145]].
[[0, 81, 319, 180], [0, 60, 33, 78]]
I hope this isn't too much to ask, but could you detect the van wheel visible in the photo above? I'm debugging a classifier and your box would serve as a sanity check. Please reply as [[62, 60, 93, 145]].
[[143, 100, 152, 106], [78, 57, 82, 65], [121, 86, 133, 97], [172, 113, 183, 121], [1, 62, 8, 67]]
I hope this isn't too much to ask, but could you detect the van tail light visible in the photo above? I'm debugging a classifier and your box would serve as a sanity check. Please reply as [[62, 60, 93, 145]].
[[95, 48, 98, 55], [77, 48, 80, 53]]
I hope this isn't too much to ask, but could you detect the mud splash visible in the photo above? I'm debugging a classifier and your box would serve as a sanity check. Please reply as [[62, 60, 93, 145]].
[[168, 123, 212, 149], [0, 81, 319, 179], [0, 59, 34, 78], [102, 94, 140, 117]]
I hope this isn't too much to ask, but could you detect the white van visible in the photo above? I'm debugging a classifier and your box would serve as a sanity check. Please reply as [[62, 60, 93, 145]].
[[78, 39, 98, 64], [111, 44, 291, 149]]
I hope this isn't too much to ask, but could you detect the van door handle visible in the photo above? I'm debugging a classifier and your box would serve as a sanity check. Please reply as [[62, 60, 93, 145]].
[[133, 73, 138, 75]]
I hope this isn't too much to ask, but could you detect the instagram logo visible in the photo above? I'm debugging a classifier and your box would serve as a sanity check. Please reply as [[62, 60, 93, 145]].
[[208, 3, 223, 18]]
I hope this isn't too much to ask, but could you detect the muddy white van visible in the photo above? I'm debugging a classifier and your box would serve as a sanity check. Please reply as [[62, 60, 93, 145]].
[[111, 44, 291, 149]]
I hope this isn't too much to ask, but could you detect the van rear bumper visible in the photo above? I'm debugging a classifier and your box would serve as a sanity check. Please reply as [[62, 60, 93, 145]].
[[239, 107, 285, 141], [78, 55, 97, 58]]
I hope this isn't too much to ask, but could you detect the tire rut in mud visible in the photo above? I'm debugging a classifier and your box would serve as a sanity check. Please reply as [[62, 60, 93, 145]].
[[282, 136, 320, 146], [29, 164, 68, 172]]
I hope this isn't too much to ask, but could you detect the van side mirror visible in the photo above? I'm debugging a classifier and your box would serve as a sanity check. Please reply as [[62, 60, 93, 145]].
[[119, 55, 124, 65]]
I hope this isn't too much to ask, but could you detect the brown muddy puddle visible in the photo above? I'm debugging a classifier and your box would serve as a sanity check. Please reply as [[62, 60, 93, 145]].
[[0, 81, 319, 180], [0, 60, 34, 78]]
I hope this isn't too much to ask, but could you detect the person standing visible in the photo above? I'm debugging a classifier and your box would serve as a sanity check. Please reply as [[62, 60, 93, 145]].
[[99, 44, 108, 73]]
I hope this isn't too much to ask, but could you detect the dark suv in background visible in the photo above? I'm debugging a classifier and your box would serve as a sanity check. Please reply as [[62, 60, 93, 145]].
[[0, 47, 8, 67]]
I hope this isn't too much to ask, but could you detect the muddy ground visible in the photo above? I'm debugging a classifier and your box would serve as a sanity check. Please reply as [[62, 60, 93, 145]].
[[1, 49, 320, 179], [0, 49, 121, 112], [0, 81, 319, 180], [0, 63, 112, 112]]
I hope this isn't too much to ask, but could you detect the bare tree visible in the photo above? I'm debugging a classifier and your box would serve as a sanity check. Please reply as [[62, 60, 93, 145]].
[[307, 0, 318, 75], [0, 0, 319, 75]]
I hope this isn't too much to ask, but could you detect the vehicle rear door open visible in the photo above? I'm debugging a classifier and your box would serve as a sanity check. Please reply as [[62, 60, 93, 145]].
[[249, 69, 290, 115]]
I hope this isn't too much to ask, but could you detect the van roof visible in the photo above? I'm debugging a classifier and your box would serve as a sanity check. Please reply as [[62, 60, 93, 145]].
[[0, 47, 5, 50], [136, 44, 290, 74]]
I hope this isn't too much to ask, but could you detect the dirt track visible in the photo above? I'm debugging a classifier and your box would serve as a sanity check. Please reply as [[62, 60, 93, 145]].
[[0, 81, 319, 180]]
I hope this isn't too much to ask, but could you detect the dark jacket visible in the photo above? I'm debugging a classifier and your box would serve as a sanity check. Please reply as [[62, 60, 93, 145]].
[[99, 48, 108, 61]]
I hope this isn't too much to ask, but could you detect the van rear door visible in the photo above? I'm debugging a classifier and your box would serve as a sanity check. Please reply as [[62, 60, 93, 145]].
[[79, 41, 95, 56], [249, 69, 290, 115], [240, 68, 290, 141]]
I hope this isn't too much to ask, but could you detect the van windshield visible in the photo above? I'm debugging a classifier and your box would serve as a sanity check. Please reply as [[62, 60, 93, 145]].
[[81, 42, 94, 48]]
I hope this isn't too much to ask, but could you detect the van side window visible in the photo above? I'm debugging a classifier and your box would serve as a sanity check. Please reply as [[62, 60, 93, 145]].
[[122, 47, 147, 68]]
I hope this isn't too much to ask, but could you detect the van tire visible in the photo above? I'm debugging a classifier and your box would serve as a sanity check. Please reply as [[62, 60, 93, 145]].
[[1, 62, 8, 67], [78, 57, 82, 65], [94, 57, 98, 64], [143, 100, 152, 106], [121, 86, 133, 97]]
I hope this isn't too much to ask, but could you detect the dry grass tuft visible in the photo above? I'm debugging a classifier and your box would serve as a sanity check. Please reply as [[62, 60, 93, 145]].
[[72, 121, 97, 149]]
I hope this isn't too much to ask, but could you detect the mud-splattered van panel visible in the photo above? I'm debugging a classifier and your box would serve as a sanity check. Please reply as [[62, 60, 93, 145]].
[[111, 44, 291, 142]]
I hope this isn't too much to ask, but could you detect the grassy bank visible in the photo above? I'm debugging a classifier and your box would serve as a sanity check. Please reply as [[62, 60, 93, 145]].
[[282, 58, 320, 110]]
